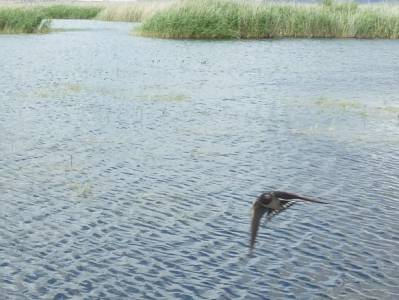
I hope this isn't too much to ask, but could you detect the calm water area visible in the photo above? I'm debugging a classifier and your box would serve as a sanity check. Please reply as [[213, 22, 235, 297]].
[[1, 20, 399, 299]]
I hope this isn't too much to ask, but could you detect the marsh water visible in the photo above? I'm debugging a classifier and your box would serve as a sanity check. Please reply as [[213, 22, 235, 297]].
[[1, 20, 399, 299]]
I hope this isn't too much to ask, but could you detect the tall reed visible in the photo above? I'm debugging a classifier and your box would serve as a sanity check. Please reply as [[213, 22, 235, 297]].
[[0, 7, 49, 33], [39, 5, 102, 20], [96, 1, 173, 22], [0, 5, 101, 34], [138, 0, 399, 39]]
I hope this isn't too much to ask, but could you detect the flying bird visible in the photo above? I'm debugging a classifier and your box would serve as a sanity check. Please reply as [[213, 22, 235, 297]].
[[250, 191, 326, 249]]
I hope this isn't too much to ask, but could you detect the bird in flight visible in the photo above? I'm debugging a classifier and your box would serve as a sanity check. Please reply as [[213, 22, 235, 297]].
[[250, 191, 326, 249]]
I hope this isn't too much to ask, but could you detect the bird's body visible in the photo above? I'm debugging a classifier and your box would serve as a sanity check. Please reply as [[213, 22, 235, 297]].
[[265, 195, 280, 210], [250, 191, 326, 249]]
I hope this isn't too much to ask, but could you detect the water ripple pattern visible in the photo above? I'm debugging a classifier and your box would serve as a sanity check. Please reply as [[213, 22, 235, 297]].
[[1, 20, 399, 299]]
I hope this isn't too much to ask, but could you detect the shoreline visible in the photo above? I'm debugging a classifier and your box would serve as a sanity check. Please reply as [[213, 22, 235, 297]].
[[2, 0, 399, 39]]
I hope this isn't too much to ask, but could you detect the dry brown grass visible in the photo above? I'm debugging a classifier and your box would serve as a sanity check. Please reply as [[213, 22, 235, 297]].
[[96, 1, 174, 22]]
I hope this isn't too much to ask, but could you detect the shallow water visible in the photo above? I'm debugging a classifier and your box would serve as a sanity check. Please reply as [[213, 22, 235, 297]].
[[1, 20, 399, 299]]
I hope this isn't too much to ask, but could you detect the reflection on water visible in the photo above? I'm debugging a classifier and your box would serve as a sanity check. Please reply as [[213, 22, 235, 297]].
[[1, 20, 399, 299]]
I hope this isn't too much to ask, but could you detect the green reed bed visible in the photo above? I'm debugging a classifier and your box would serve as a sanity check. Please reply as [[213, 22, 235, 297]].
[[138, 0, 399, 39], [39, 5, 102, 20], [0, 5, 102, 33], [0, 7, 49, 33]]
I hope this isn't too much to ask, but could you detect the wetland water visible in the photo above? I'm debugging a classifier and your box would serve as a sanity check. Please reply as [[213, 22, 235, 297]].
[[1, 20, 399, 299]]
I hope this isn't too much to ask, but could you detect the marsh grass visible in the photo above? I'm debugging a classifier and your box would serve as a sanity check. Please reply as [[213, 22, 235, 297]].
[[96, 1, 174, 23], [0, 7, 51, 33], [0, 5, 101, 33], [3, 0, 399, 38], [39, 5, 102, 20], [138, 0, 399, 39]]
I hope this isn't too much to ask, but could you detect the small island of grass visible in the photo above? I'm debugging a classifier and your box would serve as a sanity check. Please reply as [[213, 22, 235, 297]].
[[138, 0, 399, 39]]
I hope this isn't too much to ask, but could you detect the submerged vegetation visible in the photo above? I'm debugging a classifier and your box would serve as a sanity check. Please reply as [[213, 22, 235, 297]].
[[139, 0, 399, 39], [1, 0, 399, 38]]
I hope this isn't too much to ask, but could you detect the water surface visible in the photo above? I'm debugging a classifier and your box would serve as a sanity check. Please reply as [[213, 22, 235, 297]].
[[1, 20, 399, 299]]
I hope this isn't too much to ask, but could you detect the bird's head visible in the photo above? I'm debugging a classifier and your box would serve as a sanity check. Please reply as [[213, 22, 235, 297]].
[[254, 192, 273, 208], [250, 192, 273, 249]]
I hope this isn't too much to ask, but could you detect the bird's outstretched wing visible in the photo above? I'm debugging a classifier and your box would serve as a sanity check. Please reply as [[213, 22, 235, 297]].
[[250, 205, 268, 249], [250, 201, 296, 249], [273, 191, 327, 204], [267, 200, 297, 219], [250, 191, 327, 249]]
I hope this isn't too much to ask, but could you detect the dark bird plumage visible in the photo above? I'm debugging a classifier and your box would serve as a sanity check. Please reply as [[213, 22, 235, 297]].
[[250, 191, 326, 249]]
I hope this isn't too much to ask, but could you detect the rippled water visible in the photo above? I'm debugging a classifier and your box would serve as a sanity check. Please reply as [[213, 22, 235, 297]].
[[1, 20, 399, 299]]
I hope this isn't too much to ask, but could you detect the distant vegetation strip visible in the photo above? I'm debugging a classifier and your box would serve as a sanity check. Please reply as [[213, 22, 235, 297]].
[[0, 5, 102, 33], [95, 1, 173, 22], [138, 0, 399, 39], [39, 5, 102, 20], [2, 1, 399, 39]]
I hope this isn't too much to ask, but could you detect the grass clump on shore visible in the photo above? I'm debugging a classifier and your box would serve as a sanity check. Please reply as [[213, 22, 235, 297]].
[[138, 0, 399, 39], [0, 5, 101, 34], [0, 7, 49, 33]]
